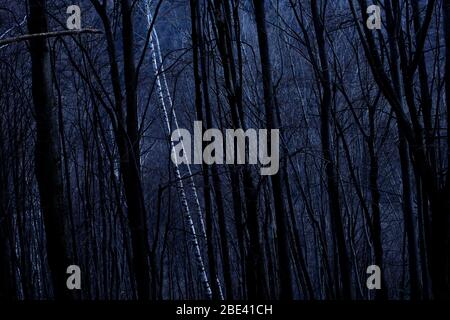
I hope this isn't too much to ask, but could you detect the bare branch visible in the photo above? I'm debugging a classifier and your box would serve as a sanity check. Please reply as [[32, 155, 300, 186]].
[[0, 28, 102, 46]]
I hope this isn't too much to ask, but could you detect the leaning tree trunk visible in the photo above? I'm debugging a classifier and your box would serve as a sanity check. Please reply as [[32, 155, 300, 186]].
[[190, 0, 234, 299], [145, 3, 213, 299], [189, 0, 226, 299]]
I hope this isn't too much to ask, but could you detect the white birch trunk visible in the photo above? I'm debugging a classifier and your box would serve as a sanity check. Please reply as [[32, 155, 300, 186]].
[[144, 3, 213, 299], [152, 26, 208, 241]]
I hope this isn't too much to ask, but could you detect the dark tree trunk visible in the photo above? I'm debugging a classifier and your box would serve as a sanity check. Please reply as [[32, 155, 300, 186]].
[[367, 101, 389, 300], [120, 0, 152, 300], [210, 0, 267, 299], [190, 0, 234, 299], [190, 0, 221, 299], [253, 0, 294, 300], [310, 0, 351, 299], [27, 0, 71, 299], [384, 0, 420, 299], [0, 119, 13, 299], [437, 0, 450, 298]]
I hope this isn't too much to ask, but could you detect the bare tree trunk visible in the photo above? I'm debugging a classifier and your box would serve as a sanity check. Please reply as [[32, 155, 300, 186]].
[[145, 4, 213, 299], [367, 99, 388, 300], [210, 0, 267, 299], [0, 150, 13, 299], [384, 0, 420, 299], [435, 0, 450, 298], [253, 0, 294, 300], [0, 111, 13, 299], [310, 0, 351, 299], [189, 0, 230, 299], [27, 0, 71, 299], [351, 0, 448, 298], [120, 0, 153, 300]]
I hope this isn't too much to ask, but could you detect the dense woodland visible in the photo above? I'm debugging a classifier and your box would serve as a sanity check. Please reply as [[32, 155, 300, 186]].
[[0, 0, 449, 300]]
